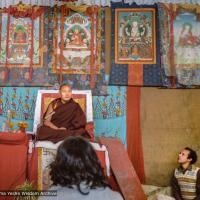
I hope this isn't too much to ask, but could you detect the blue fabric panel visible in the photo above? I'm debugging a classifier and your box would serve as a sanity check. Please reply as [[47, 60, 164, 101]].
[[93, 86, 126, 145]]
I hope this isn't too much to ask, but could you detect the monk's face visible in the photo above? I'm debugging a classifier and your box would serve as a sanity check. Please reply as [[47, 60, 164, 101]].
[[60, 85, 72, 102]]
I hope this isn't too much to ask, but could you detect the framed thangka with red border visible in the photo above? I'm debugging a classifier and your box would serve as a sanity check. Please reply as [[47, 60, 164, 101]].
[[158, 4, 200, 87], [52, 6, 101, 75], [0, 12, 43, 68], [173, 12, 200, 85], [115, 8, 156, 64], [0, 4, 49, 86]]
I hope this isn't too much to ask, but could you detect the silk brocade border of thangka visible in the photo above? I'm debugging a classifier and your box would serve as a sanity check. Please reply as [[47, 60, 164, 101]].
[[52, 6, 101, 75]]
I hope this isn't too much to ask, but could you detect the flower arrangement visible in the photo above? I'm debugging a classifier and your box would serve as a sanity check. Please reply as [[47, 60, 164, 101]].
[[17, 122, 28, 132], [17, 122, 29, 129]]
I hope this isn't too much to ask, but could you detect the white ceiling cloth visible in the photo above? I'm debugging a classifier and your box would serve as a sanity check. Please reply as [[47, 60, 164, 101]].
[[0, 0, 200, 8]]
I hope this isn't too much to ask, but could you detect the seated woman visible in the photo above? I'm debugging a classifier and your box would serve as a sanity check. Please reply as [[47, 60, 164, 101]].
[[37, 84, 90, 143], [39, 136, 123, 200]]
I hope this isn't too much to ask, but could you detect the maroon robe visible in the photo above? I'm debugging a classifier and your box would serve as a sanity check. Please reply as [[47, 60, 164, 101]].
[[37, 98, 90, 143]]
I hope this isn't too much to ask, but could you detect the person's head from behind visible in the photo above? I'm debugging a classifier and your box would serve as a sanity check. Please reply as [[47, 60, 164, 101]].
[[59, 84, 72, 102], [178, 147, 197, 165], [50, 136, 107, 194]]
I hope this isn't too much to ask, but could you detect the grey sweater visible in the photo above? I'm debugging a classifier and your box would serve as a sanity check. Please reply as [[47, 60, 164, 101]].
[[38, 185, 124, 200]]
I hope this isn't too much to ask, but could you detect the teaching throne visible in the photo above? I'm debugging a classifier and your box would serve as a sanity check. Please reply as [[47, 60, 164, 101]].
[[33, 89, 94, 140], [28, 89, 110, 190]]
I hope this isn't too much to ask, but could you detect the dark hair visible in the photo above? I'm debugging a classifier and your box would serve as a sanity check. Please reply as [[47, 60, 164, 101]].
[[50, 136, 108, 194], [185, 147, 197, 164], [59, 84, 72, 91]]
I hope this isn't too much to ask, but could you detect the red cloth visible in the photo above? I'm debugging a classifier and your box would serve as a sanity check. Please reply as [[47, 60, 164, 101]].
[[85, 121, 94, 140], [127, 87, 145, 183], [0, 132, 27, 144], [0, 132, 28, 191], [27, 148, 38, 189], [128, 64, 143, 85]]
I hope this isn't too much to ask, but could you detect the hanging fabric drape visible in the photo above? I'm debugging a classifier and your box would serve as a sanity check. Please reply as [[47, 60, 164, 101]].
[[60, 6, 67, 84], [0, 0, 110, 8], [168, 4, 176, 87], [105, 7, 111, 75], [4, 7, 11, 83], [53, 6, 59, 83], [126, 86, 145, 183], [122, 0, 200, 5], [86, 6, 98, 89], [128, 64, 143, 85], [1, 0, 200, 9], [29, 8, 34, 82]]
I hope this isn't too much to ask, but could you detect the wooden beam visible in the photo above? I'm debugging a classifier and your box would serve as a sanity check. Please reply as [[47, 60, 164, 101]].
[[99, 137, 147, 200]]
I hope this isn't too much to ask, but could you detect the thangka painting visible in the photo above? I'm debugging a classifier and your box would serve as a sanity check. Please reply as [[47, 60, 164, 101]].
[[115, 8, 156, 64], [0, 14, 43, 68], [0, 5, 50, 86], [174, 12, 200, 85], [53, 9, 101, 74], [158, 4, 200, 87]]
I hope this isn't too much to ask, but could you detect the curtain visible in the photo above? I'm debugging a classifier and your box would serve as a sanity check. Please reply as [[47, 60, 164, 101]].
[[1, 0, 200, 8], [126, 86, 145, 183], [122, 0, 200, 5], [0, 0, 110, 8]]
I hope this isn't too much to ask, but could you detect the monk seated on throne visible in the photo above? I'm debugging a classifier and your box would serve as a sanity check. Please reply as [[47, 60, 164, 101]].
[[37, 84, 91, 143]]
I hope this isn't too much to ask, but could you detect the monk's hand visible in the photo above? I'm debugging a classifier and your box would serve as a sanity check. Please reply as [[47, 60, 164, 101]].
[[58, 127, 66, 130]]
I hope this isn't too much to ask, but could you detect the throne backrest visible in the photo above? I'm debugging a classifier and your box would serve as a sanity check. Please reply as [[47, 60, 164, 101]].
[[33, 90, 93, 134]]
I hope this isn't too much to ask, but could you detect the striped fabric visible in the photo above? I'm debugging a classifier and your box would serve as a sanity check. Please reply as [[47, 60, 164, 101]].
[[175, 166, 200, 200]]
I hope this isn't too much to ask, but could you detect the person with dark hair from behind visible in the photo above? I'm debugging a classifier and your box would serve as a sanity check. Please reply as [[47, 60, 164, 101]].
[[37, 84, 91, 143], [38, 136, 124, 200], [171, 147, 200, 200]]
